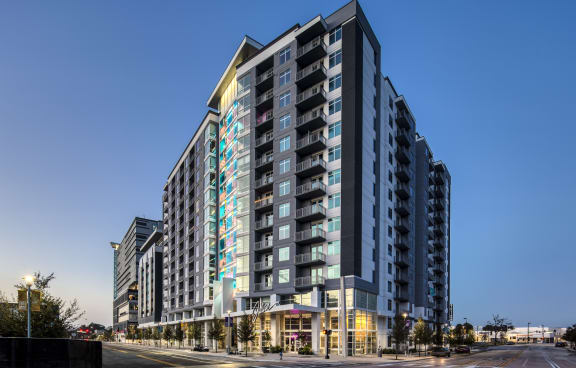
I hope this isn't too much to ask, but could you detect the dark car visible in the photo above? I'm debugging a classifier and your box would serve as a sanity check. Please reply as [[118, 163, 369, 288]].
[[455, 345, 471, 354], [555, 342, 567, 347], [193, 345, 209, 352], [431, 347, 451, 357]]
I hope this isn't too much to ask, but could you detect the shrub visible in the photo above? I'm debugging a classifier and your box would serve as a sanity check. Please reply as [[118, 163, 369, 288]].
[[380, 348, 398, 354], [270, 345, 283, 353], [298, 344, 313, 355]]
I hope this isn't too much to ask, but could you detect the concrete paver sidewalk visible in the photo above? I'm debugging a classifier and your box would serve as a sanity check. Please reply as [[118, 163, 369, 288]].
[[107, 342, 433, 364]]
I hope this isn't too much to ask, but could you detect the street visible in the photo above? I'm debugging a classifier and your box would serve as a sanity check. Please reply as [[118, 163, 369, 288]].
[[103, 344, 576, 368]]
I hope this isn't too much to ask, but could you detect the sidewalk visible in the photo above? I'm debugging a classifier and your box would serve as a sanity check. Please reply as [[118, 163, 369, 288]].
[[107, 342, 433, 363]]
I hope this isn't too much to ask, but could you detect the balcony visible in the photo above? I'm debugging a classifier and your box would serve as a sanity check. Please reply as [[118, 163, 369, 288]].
[[432, 199, 445, 211], [395, 146, 411, 165], [255, 196, 273, 212], [433, 212, 445, 224], [394, 200, 410, 217], [296, 84, 326, 111], [255, 68, 274, 91], [434, 172, 445, 185], [295, 275, 325, 288], [394, 182, 410, 200], [433, 275, 444, 286], [255, 89, 274, 110], [255, 218, 274, 232], [395, 128, 410, 147], [296, 61, 327, 89], [295, 252, 326, 266], [255, 153, 274, 171], [295, 181, 326, 200], [394, 254, 409, 268], [395, 165, 410, 182], [396, 109, 414, 130], [394, 218, 410, 234], [295, 132, 326, 156], [254, 239, 273, 252], [255, 176, 273, 192], [394, 237, 409, 251], [433, 264, 446, 275], [433, 292, 444, 300], [434, 185, 445, 199], [394, 273, 409, 285], [394, 290, 409, 302], [256, 110, 274, 131], [254, 282, 273, 292], [296, 158, 326, 177], [296, 36, 327, 66], [433, 225, 444, 237], [433, 251, 445, 262], [254, 260, 274, 272], [255, 131, 274, 151], [295, 228, 326, 244], [433, 238, 445, 250], [296, 204, 326, 222], [296, 107, 327, 132]]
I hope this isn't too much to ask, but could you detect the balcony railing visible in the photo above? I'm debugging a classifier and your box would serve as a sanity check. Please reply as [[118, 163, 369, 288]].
[[295, 181, 326, 198], [254, 282, 273, 292], [255, 131, 274, 147], [296, 132, 326, 151], [295, 228, 326, 243], [295, 275, 325, 288], [254, 239, 273, 251], [296, 36, 326, 58], [296, 108, 326, 131], [255, 68, 274, 85], [295, 252, 326, 265], [296, 158, 326, 175], [256, 89, 274, 106], [296, 204, 326, 220], [255, 176, 273, 189], [255, 218, 274, 230], [254, 260, 274, 271], [255, 196, 273, 210], [255, 154, 274, 168]]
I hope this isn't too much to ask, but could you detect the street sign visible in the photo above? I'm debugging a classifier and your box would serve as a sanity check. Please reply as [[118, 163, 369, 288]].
[[449, 304, 454, 321], [18, 290, 26, 311], [30, 290, 41, 312]]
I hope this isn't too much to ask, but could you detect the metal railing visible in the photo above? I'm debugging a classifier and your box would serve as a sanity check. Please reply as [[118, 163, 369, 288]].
[[296, 132, 326, 150], [295, 181, 326, 196], [297, 36, 326, 58]]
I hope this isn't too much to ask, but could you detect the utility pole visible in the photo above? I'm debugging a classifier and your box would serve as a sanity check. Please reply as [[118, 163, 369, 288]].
[[527, 322, 531, 344], [24, 275, 35, 338]]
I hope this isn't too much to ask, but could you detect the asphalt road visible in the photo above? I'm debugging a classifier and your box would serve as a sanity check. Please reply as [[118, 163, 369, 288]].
[[103, 343, 576, 368]]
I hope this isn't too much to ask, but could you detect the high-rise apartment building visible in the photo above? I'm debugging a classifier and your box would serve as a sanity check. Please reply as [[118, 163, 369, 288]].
[[152, 0, 451, 355], [138, 229, 164, 327], [110, 217, 162, 334]]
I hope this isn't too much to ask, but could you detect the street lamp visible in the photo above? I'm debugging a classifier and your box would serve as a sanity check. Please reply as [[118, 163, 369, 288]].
[[24, 275, 35, 338], [226, 310, 231, 353], [527, 322, 531, 344], [402, 313, 408, 355]]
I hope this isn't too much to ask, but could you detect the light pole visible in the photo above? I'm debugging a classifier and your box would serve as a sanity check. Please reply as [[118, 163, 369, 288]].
[[402, 313, 408, 355], [24, 275, 35, 338], [527, 322, 531, 344], [227, 310, 231, 353]]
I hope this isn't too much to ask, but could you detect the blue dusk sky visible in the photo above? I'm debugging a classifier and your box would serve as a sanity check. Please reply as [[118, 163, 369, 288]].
[[1, 0, 575, 328]]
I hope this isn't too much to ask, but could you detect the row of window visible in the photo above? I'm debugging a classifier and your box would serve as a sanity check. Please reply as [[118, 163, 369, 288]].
[[274, 264, 341, 284], [276, 26, 341, 67], [276, 217, 341, 241]]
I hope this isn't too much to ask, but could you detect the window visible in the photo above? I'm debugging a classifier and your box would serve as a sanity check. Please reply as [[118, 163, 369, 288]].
[[279, 69, 291, 86], [278, 247, 290, 262], [279, 114, 291, 130], [328, 121, 341, 138], [329, 50, 342, 68], [279, 47, 291, 64], [279, 158, 291, 174], [328, 169, 341, 185], [279, 203, 290, 218], [278, 269, 290, 283], [329, 74, 342, 91], [237, 74, 251, 95], [279, 136, 290, 152], [388, 299, 392, 311], [388, 244, 393, 256], [389, 96, 393, 109], [327, 240, 340, 255], [328, 217, 341, 232], [328, 193, 341, 209], [279, 180, 290, 196], [327, 265, 340, 279], [387, 281, 392, 293], [329, 97, 342, 115], [388, 263, 392, 274], [279, 91, 291, 108], [237, 93, 250, 112], [329, 27, 342, 45], [279, 225, 290, 240], [328, 145, 341, 162]]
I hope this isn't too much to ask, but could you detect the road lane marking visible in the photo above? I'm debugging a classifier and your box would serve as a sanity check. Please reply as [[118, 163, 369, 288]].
[[136, 354, 180, 366], [522, 358, 528, 367]]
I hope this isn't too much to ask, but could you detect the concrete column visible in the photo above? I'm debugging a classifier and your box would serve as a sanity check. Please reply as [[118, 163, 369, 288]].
[[311, 312, 321, 353], [270, 313, 279, 347], [377, 316, 386, 351], [204, 321, 210, 347]]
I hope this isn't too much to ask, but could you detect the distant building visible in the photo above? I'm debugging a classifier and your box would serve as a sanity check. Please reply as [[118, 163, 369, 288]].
[[110, 217, 161, 335], [138, 229, 164, 327], [475, 326, 565, 343]]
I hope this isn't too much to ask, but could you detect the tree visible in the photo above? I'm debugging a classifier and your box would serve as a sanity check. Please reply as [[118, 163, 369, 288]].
[[102, 328, 114, 342], [142, 327, 151, 345], [483, 315, 514, 345], [0, 272, 85, 338], [189, 322, 203, 347], [162, 325, 174, 348], [152, 327, 161, 347], [562, 325, 576, 349], [175, 324, 184, 348], [237, 314, 256, 357], [207, 319, 225, 352], [449, 324, 465, 346], [433, 324, 444, 346], [422, 325, 434, 354], [126, 326, 134, 343], [413, 318, 426, 356], [261, 330, 272, 351], [392, 314, 409, 360]]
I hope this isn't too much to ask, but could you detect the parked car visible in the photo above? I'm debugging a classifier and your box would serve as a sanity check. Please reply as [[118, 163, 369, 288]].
[[455, 345, 471, 354], [431, 347, 451, 357], [193, 345, 209, 352], [506, 341, 516, 345], [555, 342, 567, 347]]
